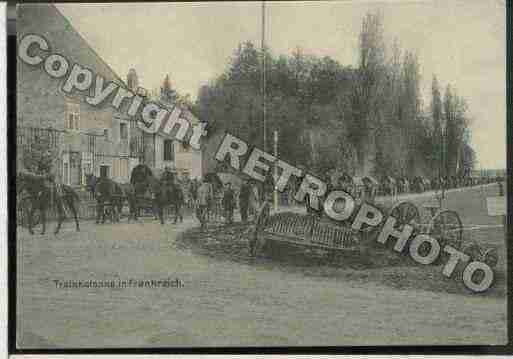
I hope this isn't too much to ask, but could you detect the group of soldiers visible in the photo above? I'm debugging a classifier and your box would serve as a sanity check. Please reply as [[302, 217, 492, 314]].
[[219, 179, 261, 225], [193, 177, 261, 229]]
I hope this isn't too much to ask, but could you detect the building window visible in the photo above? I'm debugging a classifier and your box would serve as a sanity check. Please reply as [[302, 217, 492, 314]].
[[65, 102, 80, 130], [103, 129, 109, 141], [88, 135, 95, 152], [70, 152, 81, 186], [120, 122, 128, 140], [82, 162, 91, 185], [163, 139, 174, 161]]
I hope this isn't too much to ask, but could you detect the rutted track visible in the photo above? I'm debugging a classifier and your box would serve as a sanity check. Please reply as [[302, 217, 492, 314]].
[[16, 184, 506, 347]]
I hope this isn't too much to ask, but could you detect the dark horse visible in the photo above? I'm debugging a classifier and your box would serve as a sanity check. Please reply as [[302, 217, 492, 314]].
[[130, 164, 158, 220], [85, 174, 137, 223], [17, 172, 80, 235], [153, 174, 183, 225]]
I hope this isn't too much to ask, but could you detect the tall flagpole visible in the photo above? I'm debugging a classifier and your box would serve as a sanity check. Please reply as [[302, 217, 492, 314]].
[[261, 1, 268, 204], [274, 130, 278, 211], [261, 1, 266, 153]]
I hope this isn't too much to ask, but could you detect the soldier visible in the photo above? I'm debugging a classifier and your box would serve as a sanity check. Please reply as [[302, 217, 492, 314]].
[[250, 181, 260, 215], [189, 178, 198, 204], [172, 178, 184, 224], [239, 178, 251, 223], [159, 166, 175, 221], [95, 171, 112, 224], [161, 166, 175, 185], [249, 193, 271, 257], [222, 182, 235, 225], [196, 178, 213, 229]]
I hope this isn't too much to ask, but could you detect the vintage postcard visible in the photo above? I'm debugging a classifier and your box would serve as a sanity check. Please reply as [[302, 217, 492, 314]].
[[14, 0, 507, 350]]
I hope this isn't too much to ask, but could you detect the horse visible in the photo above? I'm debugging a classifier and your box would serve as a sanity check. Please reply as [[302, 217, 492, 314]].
[[17, 172, 80, 235], [150, 173, 182, 225], [86, 174, 141, 222], [130, 164, 159, 220], [85, 174, 126, 224]]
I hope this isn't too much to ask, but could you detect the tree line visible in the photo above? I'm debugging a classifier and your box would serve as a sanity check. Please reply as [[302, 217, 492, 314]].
[[193, 11, 475, 180]]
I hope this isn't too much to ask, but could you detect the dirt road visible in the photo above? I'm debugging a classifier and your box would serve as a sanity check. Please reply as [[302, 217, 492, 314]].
[[16, 184, 507, 348]]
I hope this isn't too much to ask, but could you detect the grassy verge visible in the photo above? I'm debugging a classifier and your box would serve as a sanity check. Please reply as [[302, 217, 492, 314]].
[[176, 223, 505, 298]]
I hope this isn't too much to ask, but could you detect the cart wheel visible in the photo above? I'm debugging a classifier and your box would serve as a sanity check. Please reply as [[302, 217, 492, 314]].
[[461, 241, 481, 260], [481, 247, 498, 268], [389, 201, 420, 227], [427, 210, 463, 250]]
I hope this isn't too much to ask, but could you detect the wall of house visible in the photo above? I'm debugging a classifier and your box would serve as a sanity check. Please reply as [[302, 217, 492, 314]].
[[152, 136, 202, 179], [17, 5, 143, 185], [175, 142, 202, 179]]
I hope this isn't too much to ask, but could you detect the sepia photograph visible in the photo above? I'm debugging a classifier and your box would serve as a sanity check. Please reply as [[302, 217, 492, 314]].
[[14, 0, 507, 349]]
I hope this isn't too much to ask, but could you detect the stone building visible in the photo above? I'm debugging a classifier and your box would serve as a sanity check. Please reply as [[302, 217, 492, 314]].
[[17, 4, 147, 185], [18, 4, 204, 184]]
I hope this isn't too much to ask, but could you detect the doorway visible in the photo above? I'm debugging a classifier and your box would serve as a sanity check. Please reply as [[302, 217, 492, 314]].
[[100, 165, 110, 178]]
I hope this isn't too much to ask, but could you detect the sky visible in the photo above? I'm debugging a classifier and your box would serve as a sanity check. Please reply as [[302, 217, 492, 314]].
[[56, 0, 506, 169]]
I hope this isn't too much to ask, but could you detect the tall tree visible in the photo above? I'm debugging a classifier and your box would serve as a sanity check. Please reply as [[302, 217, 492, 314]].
[[160, 74, 177, 105], [443, 85, 469, 176], [195, 11, 476, 181], [349, 10, 386, 175]]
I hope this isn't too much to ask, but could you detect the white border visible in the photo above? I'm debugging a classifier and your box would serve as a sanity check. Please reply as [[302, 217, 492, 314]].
[[1, 2, 8, 358], [7, 355, 513, 359]]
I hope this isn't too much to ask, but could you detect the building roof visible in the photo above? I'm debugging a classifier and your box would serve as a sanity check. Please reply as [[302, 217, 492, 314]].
[[18, 4, 126, 87]]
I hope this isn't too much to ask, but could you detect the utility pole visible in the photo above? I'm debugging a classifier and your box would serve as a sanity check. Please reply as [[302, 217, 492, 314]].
[[260, 1, 268, 204], [261, 1, 266, 153], [440, 117, 446, 208], [274, 130, 278, 211]]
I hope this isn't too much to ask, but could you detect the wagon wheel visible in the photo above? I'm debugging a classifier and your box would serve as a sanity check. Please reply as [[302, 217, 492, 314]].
[[461, 240, 481, 260], [389, 201, 420, 227], [481, 247, 498, 268], [427, 210, 463, 250]]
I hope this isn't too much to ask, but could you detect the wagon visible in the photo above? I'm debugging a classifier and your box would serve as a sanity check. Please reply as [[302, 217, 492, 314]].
[[133, 193, 156, 216]]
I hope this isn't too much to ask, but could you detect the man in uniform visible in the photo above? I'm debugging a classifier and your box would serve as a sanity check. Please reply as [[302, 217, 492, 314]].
[[222, 182, 235, 225], [249, 193, 272, 257], [95, 171, 112, 224], [239, 178, 251, 223], [161, 166, 175, 185], [172, 178, 184, 224], [196, 178, 213, 229]]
